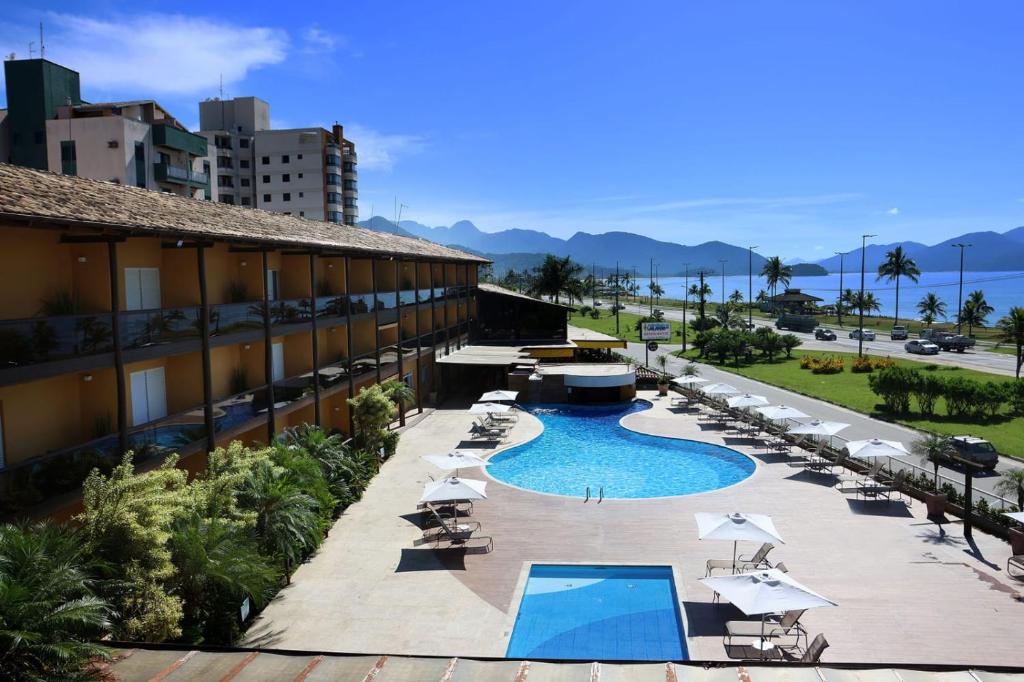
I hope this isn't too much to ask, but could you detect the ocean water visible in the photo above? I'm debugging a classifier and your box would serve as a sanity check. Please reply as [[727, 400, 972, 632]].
[[486, 401, 754, 498], [506, 564, 688, 661], [632, 271, 1024, 321]]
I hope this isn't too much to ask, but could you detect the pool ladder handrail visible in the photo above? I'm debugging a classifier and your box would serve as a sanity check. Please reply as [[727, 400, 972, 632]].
[[584, 486, 604, 503]]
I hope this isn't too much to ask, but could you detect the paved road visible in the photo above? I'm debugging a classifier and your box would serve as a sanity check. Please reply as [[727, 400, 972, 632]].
[[620, 301, 1019, 377], [619, 340, 1020, 502]]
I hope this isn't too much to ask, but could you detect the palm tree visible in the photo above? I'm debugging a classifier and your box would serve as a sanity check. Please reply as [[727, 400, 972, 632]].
[[876, 246, 920, 327], [912, 434, 956, 487], [527, 255, 583, 304], [649, 282, 664, 306], [170, 515, 279, 643], [960, 290, 994, 336], [759, 256, 793, 303], [916, 293, 947, 327], [728, 289, 745, 305], [0, 523, 111, 679], [237, 462, 322, 575], [994, 468, 1024, 510], [996, 306, 1024, 378]]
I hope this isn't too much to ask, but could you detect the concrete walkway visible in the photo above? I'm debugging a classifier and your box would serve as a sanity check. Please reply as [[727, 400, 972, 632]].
[[247, 394, 1024, 666], [620, 341, 1019, 499]]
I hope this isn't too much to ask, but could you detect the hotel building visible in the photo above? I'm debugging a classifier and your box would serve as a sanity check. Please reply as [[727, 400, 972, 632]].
[[0, 163, 482, 519]]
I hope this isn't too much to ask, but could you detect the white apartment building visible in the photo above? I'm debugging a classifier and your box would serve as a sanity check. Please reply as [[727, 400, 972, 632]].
[[198, 96, 269, 207], [254, 124, 358, 224], [44, 100, 209, 199]]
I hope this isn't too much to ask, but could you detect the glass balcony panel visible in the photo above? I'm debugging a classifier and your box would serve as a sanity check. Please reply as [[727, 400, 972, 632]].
[[0, 313, 114, 368], [210, 302, 265, 336], [120, 307, 201, 349]]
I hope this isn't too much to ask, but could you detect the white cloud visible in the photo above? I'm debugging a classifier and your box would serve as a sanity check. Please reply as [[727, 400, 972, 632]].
[[302, 27, 341, 54], [887, 207, 900, 216], [36, 13, 287, 95], [345, 124, 427, 173], [629, 193, 863, 215]]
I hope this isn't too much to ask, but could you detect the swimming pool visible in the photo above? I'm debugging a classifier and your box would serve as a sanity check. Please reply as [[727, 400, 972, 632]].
[[487, 401, 754, 498], [506, 564, 687, 661]]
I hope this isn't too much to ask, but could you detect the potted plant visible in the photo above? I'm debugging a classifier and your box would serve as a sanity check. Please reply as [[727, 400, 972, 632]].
[[912, 434, 956, 517], [656, 354, 670, 395]]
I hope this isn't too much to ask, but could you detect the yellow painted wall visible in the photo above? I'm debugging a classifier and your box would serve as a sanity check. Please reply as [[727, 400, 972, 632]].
[[209, 344, 244, 399], [285, 403, 315, 428], [239, 340, 267, 387], [0, 226, 73, 319], [79, 367, 118, 437], [0, 374, 82, 464], [349, 259, 373, 293], [379, 325, 398, 348], [73, 243, 111, 313], [317, 257, 346, 295], [161, 246, 199, 307], [318, 326, 347, 364], [351, 318, 376, 356], [376, 258, 398, 291], [322, 391, 350, 435], [399, 262, 416, 290], [280, 254, 310, 299], [165, 353, 203, 412], [282, 332, 312, 377]]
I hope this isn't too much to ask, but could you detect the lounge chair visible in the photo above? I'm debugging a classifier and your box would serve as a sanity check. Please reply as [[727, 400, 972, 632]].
[[476, 416, 510, 432], [424, 508, 493, 551], [1008, 555, 1024, 579], [836, 460, 884, 491], [469, 423, 506, 441], [725, 609, 807, 651], [794, 634, 829, 663], [705, 542, 775, 576]]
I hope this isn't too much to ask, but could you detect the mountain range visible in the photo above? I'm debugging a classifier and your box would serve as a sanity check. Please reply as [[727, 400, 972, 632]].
[[358, 217, 1024, 275]]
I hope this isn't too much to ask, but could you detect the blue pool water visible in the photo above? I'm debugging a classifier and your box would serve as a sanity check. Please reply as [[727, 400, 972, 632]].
[[487, 401, 754, 498], [506, 565, 688, 661]]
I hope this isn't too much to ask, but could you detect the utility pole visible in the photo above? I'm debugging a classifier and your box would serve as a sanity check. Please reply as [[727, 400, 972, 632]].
[[834, 250, 845, 326], [682, 263, 690, 353], [951, 243, 971, 335], [591, 262, 596, 306], [649, 258, 654, 315], [615, 261, 620, 335], [698, 270, 707, 326], [858, 234, 876, 357], [748, 247, 757, 330], [719, 259, 727, 307]]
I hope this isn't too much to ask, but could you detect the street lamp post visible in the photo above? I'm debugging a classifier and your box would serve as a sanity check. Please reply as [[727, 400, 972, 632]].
[[649, 258, 654, 315], [834, 250, 845, 326], [748, 246, 758, 329], [614, 261, 620, 335], [951, 243, 971, 335], [858, 234, 876, 357], [682, 263, 690, 352], [719, 259, 727, 307]]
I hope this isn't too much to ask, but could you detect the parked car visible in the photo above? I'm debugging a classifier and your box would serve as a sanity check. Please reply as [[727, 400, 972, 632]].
[[814, 328, 837, 341], [849, 329, 876, 341], [890, 326, 908, 340], [904, 339, 939, 355], [920, 328, 976, 352], [948, 436, 1000, 471]]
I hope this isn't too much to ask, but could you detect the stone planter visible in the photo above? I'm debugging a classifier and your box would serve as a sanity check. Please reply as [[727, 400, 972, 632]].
[[1010, 528, 1024, 556], [658, 383, 669, 396], [925, 492, 948, 518]]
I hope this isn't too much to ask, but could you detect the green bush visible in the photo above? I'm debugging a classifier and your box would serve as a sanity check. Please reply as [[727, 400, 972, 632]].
[[942, 377, 978, 418], [975, 382, 1008, 420], [1009, 381, 1024, 415], [868, 366, 917, 413], [911, 373, 944, 416]]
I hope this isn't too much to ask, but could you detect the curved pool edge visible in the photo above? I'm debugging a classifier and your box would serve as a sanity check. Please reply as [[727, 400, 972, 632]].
[[485, 399, 758, 501]]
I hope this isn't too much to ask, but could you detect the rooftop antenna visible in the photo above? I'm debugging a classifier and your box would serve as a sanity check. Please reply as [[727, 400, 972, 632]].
[[39, 22, 45, 60], [28, 41, 35, 59], [219, 73, 224, 99]]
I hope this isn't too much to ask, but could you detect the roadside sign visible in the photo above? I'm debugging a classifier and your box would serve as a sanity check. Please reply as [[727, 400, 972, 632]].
[[647, 341, 659, 352], [641, 321, 671, 341]]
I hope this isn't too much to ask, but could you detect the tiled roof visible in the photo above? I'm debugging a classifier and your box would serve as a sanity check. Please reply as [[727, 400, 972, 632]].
[[0, 164, 488, 263]]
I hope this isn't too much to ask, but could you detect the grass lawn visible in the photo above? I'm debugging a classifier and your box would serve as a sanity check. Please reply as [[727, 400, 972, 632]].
[[568, 309, 688, 345], [696, 349, 1024, 458]]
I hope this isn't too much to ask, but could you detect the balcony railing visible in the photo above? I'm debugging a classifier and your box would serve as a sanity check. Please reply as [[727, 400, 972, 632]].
[[120, 307, 201, 349], [0, 313, 115, 369], [154, 161, 209, 187]]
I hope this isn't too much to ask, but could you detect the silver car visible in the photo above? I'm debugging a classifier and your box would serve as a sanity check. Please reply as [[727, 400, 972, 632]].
[[905, 340, 939, 355], [849, 329, 876, 341]]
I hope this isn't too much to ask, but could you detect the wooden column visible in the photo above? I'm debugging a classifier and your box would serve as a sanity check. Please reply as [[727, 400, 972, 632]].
[[372, 259, 381, 383], [197, 245, 216, 451], [309, 253, 321, 427], [262, 249, 276, 441], [395, 258, 405, 426], [443, 264, 450, 354], [344, 256, 355, 436], [414, 261, 423, 414], [108, 241, 129, 455]]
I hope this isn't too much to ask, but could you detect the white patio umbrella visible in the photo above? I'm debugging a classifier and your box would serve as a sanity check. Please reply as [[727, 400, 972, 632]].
[[727, 394, 769, 409], [422, 451, 491, 477], [755, 405, 810, 421], [419, 476, 488, 528], [672, 375, 708, 386], [695, 512, 784, 573], [469, 402, 511, 414], [787, 419, 850, 437], [845, 438, 909, 459], [701, 383, 741, 396], [1004, 511, 1024, 524], [699, 569, 837, 656], [480, 389, 519, 402]]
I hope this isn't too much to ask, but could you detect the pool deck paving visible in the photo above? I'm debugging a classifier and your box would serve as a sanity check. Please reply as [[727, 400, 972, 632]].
[[245, 392, 1024, 666]]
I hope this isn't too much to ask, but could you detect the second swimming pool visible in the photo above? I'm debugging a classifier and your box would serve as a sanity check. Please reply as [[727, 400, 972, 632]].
[[487, 400, 754, 498]]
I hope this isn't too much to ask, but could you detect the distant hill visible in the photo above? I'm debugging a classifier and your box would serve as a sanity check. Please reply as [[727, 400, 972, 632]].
[[814, 228, 1024, 272], [791, 263, 827, 276], [360, 217, 768, 275]]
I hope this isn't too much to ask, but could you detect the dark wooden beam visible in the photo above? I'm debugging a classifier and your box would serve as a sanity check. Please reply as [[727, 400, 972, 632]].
[[108, 241, 129, 455], [197, 245, 216, 452], [414, 261, 423, 414], [228, 245, 269, 253], [372, 259, 381, 384], [395, 258, 405, 427], [344, 256, 355, 437], [62, 234, 127, 243], [309, 253, 321, 427], [262, 250, 276, 441], [161, 240, 214, 249]]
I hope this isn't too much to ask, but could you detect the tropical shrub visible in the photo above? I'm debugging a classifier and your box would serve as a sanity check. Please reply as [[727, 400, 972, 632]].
[[348, 384, 398, 458], [851, 356, 875, 373], [942, 377, 978, 418], [872, 357, 897, 370], [78, 454, 188, 642], [752, 328, 783, 361], [780, 334, 802, 358], [1009, 381, 1024, 415], [0, 523, 111, 680], [911, 373, 944, 416], [811, 356, 844, 374], [975, 382, 1007, 419], [868, 366, 916, 412]]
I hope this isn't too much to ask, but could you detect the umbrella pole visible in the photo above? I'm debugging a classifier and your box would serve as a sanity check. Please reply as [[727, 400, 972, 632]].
[[760, 614, 766, 661], [732, 541, 737, 574]]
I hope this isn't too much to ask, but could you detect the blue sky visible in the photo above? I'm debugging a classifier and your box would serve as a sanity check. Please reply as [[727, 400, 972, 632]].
[[2, 1, 1023, 258]]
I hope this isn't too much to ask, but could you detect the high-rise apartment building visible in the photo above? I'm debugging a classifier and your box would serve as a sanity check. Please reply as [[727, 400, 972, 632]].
[[254, 124, 358, 224], [197, 96, 358, 224], [197, 96, 269, 207], [2, 58, 209, 199]]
